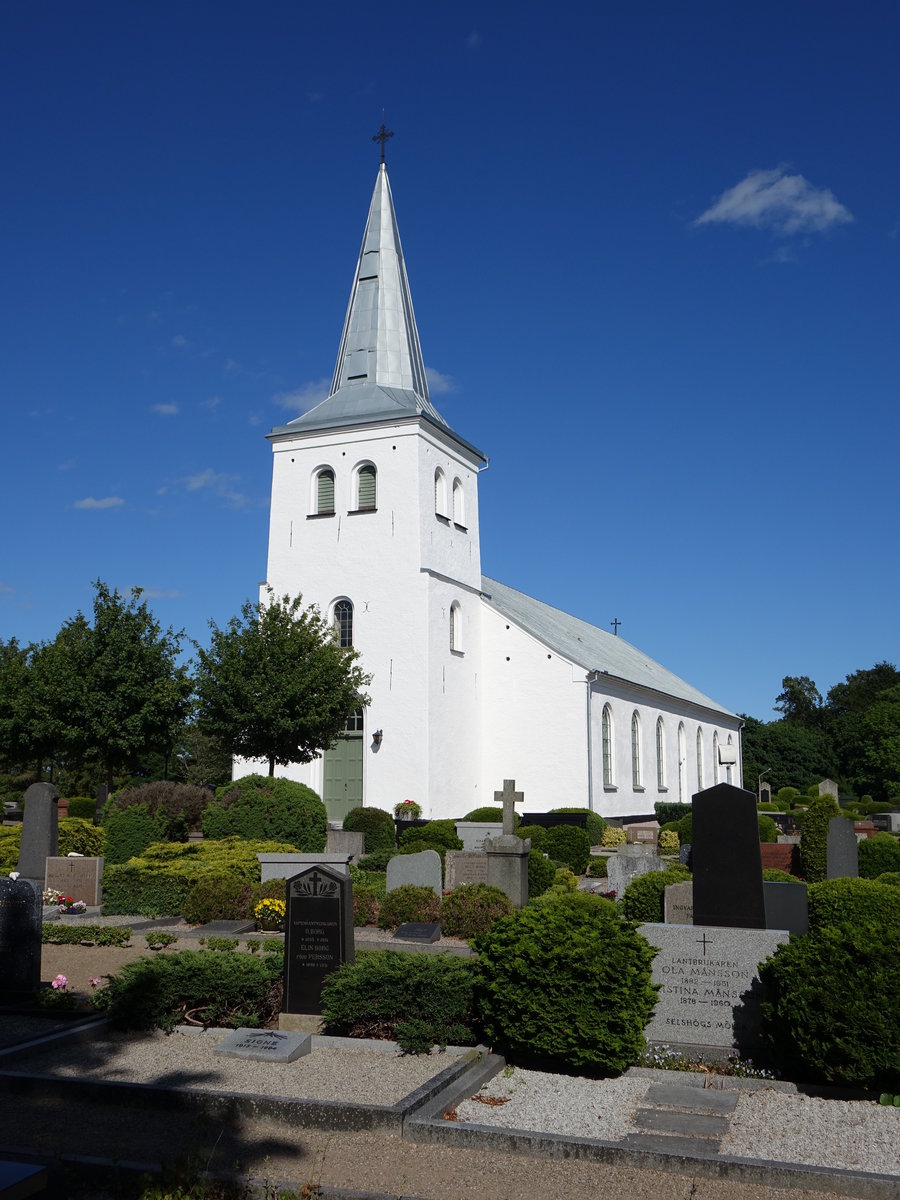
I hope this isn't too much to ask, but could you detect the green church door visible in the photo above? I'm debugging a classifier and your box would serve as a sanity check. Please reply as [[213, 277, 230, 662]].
[[323, 709, 364, 823]]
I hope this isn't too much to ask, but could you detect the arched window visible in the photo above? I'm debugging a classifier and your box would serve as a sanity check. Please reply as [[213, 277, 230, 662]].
[[656, 717, 666, 789], [677, 723, 687, 803], [713, 732, 720, 784], [602, 704, 614, 787], [452, 478, 465, 526], [449, 601, 462, 652], [316, 468, 335, 515], [696, 727, 704, 791], [356, 464, 376, 511], [434, 468, 447, 517], [726, 734, 734, 783], [333, 599, 353, 647], [631, 711, 642, 787]]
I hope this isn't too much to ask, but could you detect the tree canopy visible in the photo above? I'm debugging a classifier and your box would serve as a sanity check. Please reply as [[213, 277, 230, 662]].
[[195, 590, 371, 776]]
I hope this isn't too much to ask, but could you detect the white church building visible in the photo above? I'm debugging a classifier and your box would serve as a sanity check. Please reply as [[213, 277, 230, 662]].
[[256, 161, 743, 824]]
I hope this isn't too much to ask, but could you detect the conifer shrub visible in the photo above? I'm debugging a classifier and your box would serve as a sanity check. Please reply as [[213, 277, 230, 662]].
[[516, 824, 548, 853], [601, 825, 627, 848], [550, 807, 606, 844], [58, 817, 105, 857], [543, 825, 591, 874], [203, 774, 326, 850], [473, 891, 659, 1073], [776, 787, 801, 809], [105, 781, 212, 840], [859, 832, 900, 879], [342, 805, 396, 853], [105, 803, 169, 864], [763, 868, 797, 883], [377, 884, 442, 929], [759, 925, 900, 1089], [182, 874, 255, 925], [655, 801, 691, 827], [757, 814, 778, 843], [799, 795, 840, 884], [621, 865, 691, 922], [320, 950, 476, 1052], [398, 819, 462, 851], [807, 877, 900, 935], [440, 884, 513, 939], [657, 829, 679, 854], [64, 796, 97, 819], [586, 856, 608, 878], [353, 888, 381, 927], [357, 848, 395, 871], [461, 806, 516, 826], [877, 872, 900, 888], [527, 849, 556, 898]]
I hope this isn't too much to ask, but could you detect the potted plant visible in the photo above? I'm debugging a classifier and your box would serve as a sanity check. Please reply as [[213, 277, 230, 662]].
[[394, 799, 422, 821]]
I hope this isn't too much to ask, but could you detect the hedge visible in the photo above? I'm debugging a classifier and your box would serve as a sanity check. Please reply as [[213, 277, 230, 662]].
[[543, 825, 591, 874], [0, 818, 106, 870], [807, 877, 900, 935], [799, 795, 840, 884], [203, 774, 326, 851], [549, 807, 606, 844], [620, 866, 691, 921], [105, 804, 169, 864], [43, 923, 132, 947], [342, 806, 396, 853], [859, 833, 900, 879], [105, 781, 212, 841]]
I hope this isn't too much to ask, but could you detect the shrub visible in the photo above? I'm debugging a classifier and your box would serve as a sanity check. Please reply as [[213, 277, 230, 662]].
[[440, 884, 513, 939], [543, 825, 591, 874], [203, 774, 326, 851], [182, 874, 254, 924], [757, 814, 778, 844], [859, 833, 900, 879], [357, 848, 395, 871], [343, 806, 396, 854], [550, 808, 606, 845], [0, 826, 20, 871], [462, 806, 519, 826], [105, 804, 169, 864], [353, 888, 381, 927], [655, 801, 690, 827], [763, 868, 797, 883], [321, 950, 476, 1052], [586, 856, 608, 878], [43, 923, 131, 947], [106, 781, 212, 840], [799, 795, 840, 884], [807, 877, 900, 935], [527, 849, 556, 899], [64, 796, 97, 819], [348, 864, 387, 899], [516, 824, 548, 853], [96, 949, 283, 1030], [759, 925, 900, 1088], [377, 884, 442, 929], [58, 817, 105, 858], [877, 872, 900, 888], [776, 787, 801, 809], [473, 891, 658, 1073], [398, 819, 462, 851], [601, 826, 626, 848], [657, 829, 679, 854], [621, 866, 691, 922]]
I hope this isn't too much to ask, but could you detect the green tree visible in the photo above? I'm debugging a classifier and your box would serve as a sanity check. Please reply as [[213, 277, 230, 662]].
[[774, 675, 823, 727], [825, 663, 900, 801], [195, 590, 371, 777], [0, 639, 29, 772], [741, 713, 837, 794]]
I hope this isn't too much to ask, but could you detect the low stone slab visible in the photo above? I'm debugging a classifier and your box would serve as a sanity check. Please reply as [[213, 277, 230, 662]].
[[45, 856, 103, 906], [386, 848, 442, 896], [393, 922, 441, 943], [444, 850, 488, 890], [633, 1108, 728, 1138], [257, 853, 351, 884], [643, 1082, 738, 1113], [215, 1028, 311, 1062]]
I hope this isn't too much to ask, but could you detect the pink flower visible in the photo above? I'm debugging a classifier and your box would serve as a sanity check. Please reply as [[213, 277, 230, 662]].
[[89, 977, 101, 988], [51, 974, 67, 990]]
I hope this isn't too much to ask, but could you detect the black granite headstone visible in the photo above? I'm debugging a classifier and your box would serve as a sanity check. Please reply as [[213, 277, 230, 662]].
[[0, 877, 42, 998], [393, 922, 441, 943], [283, 864, 354, 1014], [94, 782, 109, 824], [763, 880, 809, 935], [692, 783, 765, 929], [16, 783, 59, 884]]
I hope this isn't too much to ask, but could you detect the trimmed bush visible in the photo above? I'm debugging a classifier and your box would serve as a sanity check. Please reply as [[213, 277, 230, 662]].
[[462, 806, 517, 826], [321, 950, 476, 1052], [859, 833, 900, 879], [550, 808, 606, 845], [654, 801, 690, 827], [877, 872, 900, 888], [377, 884, 442, 929], [0, 826, 20, 871], [399, 819, 462, 851], [527, 849, 556, 899], [43, 923, 131, 947], [473, 891, 658, 1073], [799, 795, 840, 884], [807, 877, 900, 935], [543, 825, 591, 874], [586, 856, 608, 878], [203, 774, 326, 851], [440, 884, 513, 939], [776, 787, 801, 809], [353, 888, 381, 927], [657, 829, 679, 854], [105, 804, 169, 864], [357, 848, 395, 872], [64, 796, 97, 819], [348, 865, 387, 900], [58, 817, 105, 858], [182, 874, 254, 925], [763, 868, 797, 883], [759, 925, 900, 1088], [106, 781, 212, 841], [621, 866, 691, 922], [343, 806, 396, 854], [757, 814, 778, 843], [96, 949, 283, 1031], [516, 824, 548, 853], [601, 826, 627, 848]]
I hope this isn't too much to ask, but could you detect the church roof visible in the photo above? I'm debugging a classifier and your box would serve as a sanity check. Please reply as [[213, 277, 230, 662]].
[[481, 576, 736, 718], [271, 164, 461, 442]]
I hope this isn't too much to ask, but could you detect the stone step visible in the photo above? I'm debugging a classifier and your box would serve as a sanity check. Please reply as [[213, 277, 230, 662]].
[[643, 1081, 739, 1114], [622, 1132, 722, 1157], [633, 1107, 728, 1139]]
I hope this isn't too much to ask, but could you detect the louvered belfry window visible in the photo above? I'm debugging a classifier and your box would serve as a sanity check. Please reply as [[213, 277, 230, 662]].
[[317, 469, 335, 514], [357, 465, 376, 510]]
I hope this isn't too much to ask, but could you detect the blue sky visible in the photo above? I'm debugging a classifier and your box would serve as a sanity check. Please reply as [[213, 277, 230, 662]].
[[1, 1, 898, 722]]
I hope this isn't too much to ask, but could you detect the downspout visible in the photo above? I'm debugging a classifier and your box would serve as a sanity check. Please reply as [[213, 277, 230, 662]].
[[586, 670, 601, 811]]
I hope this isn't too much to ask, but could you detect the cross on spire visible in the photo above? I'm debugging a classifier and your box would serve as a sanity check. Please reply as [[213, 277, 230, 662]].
[[372, 119, 394, 165], [611, 617, 621, 636]]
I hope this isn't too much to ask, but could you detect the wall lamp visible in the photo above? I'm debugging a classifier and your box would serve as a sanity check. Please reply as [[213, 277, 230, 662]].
[[372, 729, 384, 747]]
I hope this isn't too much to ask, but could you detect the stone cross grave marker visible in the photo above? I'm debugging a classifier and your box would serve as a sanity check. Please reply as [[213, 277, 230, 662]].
[[282, 864, 354, 1016], [494, 779, 524, 835], [16, 782, 59, 885]]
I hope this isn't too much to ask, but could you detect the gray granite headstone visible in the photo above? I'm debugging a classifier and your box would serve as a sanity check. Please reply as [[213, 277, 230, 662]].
[[826, 816, 859, 879], [607, 843, 664, 899], [664, 880, 694, 925], [818, 778, 839, 800], [454, 822, 502, 852], [692, 783, 765, 929], [45, 856, 104, 906], [325, 829, 365, 863], [258, 853, 351, 883], [679, 843, 693, 868], [215, 1028, 311, 1062], [386, 848, 442, 897], [639, 922, 789, 1054], [763, 881, 808, 935], [283, 865, 354, 1015], [16, 783, 59, 884], [483, 833, 531, 908], [444, 850, 489, 890], [0, 877, 42, 998]]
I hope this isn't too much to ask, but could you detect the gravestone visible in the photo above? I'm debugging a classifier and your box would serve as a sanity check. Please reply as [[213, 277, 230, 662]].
[[282, 865, 354, 1015], [679, 843, 693, 868], [16, 782, 59, 885], [664, 880, 693, 925], [216, 1028, 311, 1062], [818, 778, 839, 800], [692, 783, 765, 929], [872, 812, 900, 834], [624, 821, 659, 845], [386, 848, 442, 897], [483, 832, 531, 908], [759, 783, 771, 805], [94, 782, 109, 824], [495, 778, 524, 834], [393, 922, 441, 943], [45, 856, 104, 906], [607, 843, 664, 899], [826, 816, 858, 879], [639, 922, 789, 1054], [445, 850, 489, 890], [763, 881, 808, 935], [325, 829, 365, 863], [454, 822, 502, 852], [0, 877, 42, 998]]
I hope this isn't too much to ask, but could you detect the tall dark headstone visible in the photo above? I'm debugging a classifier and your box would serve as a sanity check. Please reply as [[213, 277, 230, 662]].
[[826, 816, 859, 879], [283, 864, 354, 1015], [94, 782, 109, 824], [0, 877, 42, 998], [16, 783, 59, 885], [692, 783, 766, 929]]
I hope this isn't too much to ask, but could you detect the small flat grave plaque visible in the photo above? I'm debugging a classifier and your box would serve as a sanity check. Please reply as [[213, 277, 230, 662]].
[[393, 922, 441, 943], [196, 919, 257, 936], [215, 1028, 311, 1063]]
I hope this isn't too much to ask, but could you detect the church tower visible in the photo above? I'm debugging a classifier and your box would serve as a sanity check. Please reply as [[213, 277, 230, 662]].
[[263, 162, 487, 821]]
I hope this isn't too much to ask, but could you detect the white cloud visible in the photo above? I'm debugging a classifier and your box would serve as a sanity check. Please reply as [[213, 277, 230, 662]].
[[180, 468, 248, 507], [171, 333, 189, 348], [425, 366, 456, 395], [202, 395, 222, 410], [139, 587, 183, 599], [74, 496, 125, 510], [0, 582, 13, 594], [57, 458, 76, 471], [151, 403, 179, 416], [273, 378, 331, 413], [695, 167, 853, 236]]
